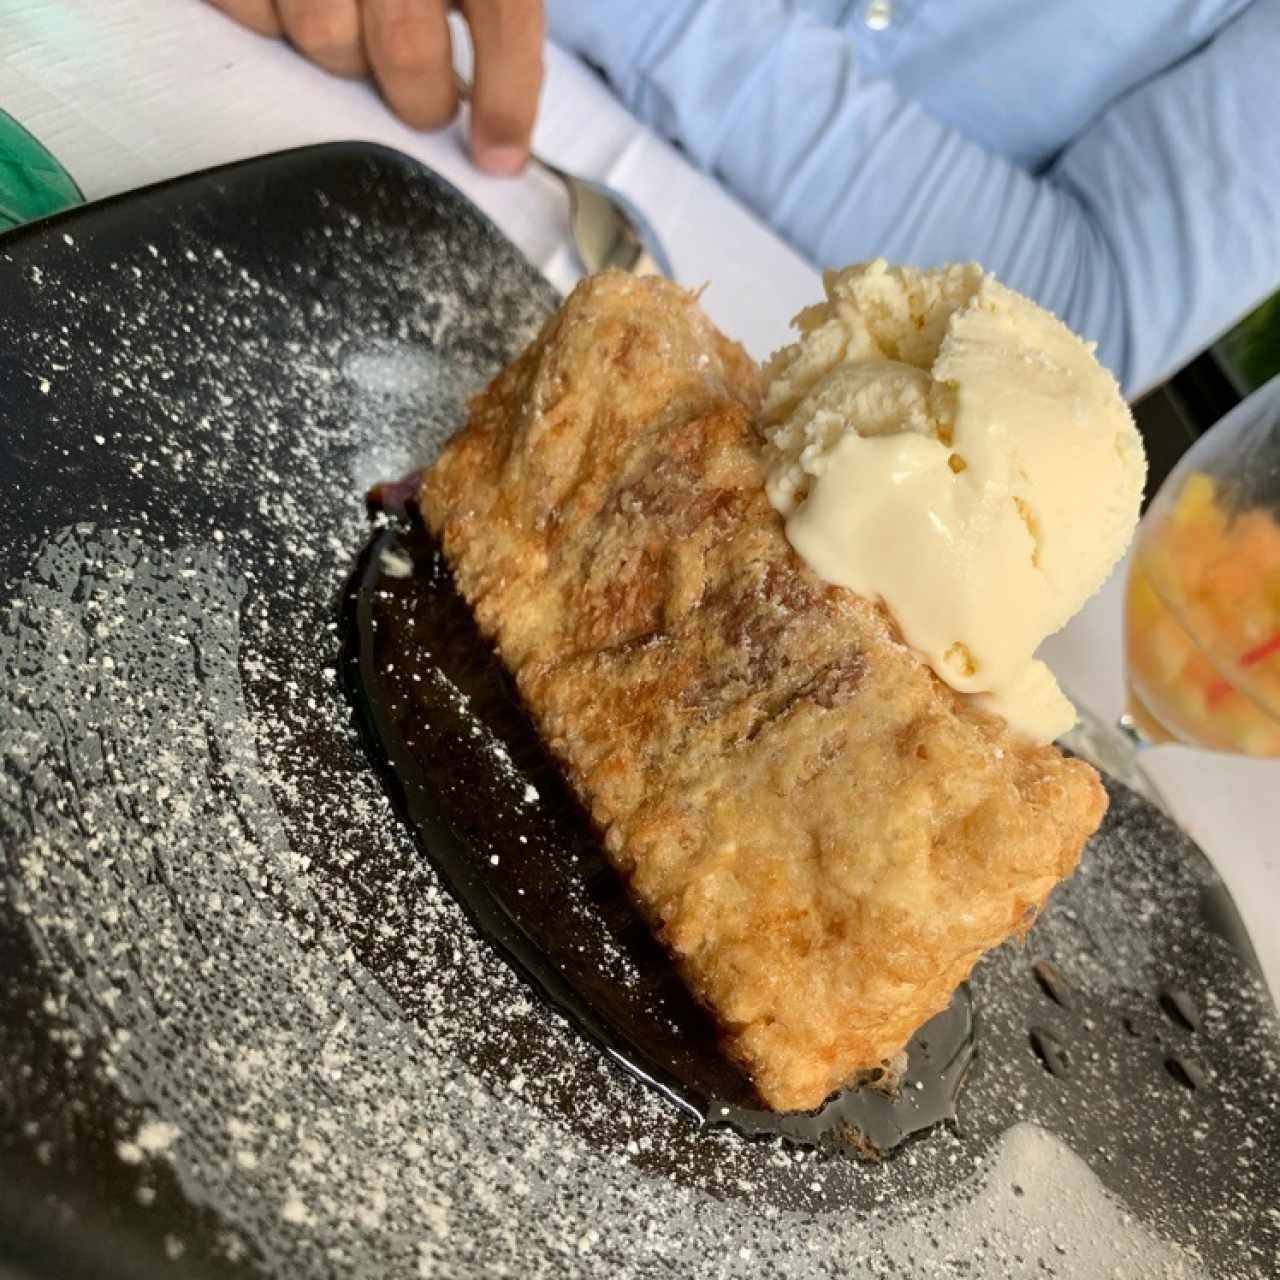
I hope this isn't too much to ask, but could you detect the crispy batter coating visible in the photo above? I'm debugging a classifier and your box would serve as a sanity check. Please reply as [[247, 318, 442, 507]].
[[420, 272, 1106, 1112]]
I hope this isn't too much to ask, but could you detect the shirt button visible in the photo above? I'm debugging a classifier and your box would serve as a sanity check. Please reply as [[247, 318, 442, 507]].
[[865, 0, 894, 30]]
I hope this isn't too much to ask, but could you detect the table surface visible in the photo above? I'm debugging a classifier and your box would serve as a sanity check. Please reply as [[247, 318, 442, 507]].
[[1, 0, 1275, 1001]]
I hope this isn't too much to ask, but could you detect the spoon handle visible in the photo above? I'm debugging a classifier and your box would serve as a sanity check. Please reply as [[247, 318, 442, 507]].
[[453, 70, 565, 180]]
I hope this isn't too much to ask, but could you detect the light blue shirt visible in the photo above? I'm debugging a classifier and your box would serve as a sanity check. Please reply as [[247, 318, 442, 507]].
[[546, 0, 1280, 397]]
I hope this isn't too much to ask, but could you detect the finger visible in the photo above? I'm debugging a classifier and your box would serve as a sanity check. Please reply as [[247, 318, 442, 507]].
[[363, 0, 457, 130], [277, 0, 367, 76], [460, 0, 545, 174], [204, 0, 283, 37]]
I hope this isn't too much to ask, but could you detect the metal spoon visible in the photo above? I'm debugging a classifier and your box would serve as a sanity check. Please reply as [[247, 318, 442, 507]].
[[455, 75, 674, 280]]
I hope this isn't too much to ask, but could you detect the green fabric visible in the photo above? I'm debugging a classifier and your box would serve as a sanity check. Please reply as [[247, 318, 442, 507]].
[[0, 108, 82, 231], [1216, 293, 1280, 395]]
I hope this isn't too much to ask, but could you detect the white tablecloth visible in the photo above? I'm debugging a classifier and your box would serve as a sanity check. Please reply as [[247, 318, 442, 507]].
[[2, 0, 1275, 998]]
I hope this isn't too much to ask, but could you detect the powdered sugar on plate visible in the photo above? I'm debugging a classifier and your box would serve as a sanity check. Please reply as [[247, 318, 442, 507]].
[[0, 521, 1213, 1278], [0, 147, 1275, 1278]]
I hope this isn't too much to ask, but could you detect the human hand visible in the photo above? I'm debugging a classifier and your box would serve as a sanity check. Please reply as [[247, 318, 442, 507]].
[[205, 0, 545, 174]]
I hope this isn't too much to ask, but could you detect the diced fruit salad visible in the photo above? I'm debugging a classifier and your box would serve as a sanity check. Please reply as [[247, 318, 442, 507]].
[[1126, 472, 1280, 756]]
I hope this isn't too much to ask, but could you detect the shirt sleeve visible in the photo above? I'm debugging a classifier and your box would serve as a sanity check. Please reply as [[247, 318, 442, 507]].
[[546, 0, 1280, 397]]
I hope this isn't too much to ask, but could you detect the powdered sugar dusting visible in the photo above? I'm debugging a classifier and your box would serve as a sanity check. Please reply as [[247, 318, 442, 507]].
[[0, 149, 1274, 1277], [0, 526, 1214, 1277]]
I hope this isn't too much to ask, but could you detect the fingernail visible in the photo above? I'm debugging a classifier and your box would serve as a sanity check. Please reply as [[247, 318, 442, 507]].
[[474, 144, 527, 177]]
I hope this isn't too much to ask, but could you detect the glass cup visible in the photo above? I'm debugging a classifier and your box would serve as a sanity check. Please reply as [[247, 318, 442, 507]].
[[1122, 374, 1280, 757]]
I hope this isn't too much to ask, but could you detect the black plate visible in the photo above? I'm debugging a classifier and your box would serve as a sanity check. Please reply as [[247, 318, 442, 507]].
[[1, 143, 1277, 1280]]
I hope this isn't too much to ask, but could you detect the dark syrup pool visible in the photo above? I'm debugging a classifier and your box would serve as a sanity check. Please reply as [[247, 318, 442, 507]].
[[339, 515, 976, 1154]]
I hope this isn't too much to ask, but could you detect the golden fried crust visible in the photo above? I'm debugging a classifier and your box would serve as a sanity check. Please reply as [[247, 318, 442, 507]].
[[420, 272, 1106, 1112]]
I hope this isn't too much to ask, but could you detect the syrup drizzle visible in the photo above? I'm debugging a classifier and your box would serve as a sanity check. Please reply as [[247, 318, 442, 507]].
[[340, 517, 977, 1152]]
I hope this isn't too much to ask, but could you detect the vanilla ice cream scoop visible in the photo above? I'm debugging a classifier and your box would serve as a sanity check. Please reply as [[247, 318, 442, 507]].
[[762, 259, 1146, 743]]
